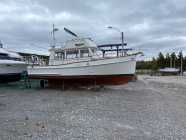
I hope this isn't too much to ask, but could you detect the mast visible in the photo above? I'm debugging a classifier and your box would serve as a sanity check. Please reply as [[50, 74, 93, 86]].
[[51, 24, 59, 48], [52, 24, 55, 48]]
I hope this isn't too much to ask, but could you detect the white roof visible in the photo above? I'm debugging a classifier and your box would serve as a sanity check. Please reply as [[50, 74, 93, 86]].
[[0, 48, 9, 54], [8, 51, 22, 59], [0, 48, 22, 59], [63, 38, 97, 50]]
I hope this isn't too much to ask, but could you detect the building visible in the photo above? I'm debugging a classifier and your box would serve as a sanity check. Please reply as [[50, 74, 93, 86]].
[[18, 52, 49, 66]]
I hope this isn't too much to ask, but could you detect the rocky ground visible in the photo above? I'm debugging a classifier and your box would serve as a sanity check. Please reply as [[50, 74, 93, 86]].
[[0, 75, 186, 140]]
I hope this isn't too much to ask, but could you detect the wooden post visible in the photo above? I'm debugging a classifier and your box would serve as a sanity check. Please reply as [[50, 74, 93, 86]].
[[94, 78, 97, 88], [62, 80, 65, 90]]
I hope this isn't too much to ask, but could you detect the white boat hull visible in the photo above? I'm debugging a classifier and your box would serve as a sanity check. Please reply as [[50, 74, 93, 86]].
[[0, 60, 27, 83], [28, 55, 136, 85]]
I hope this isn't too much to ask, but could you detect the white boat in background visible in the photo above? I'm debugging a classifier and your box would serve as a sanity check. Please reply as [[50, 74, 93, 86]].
[[159, 67, 179, 73], [183, 71, 186, 76], [28, 28, 138, 86], [159, 67, 180, 75], [0, 41, 27, 83]]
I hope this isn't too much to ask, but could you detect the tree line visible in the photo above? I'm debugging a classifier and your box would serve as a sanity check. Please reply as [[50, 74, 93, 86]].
[[137, 51, 186, 71]]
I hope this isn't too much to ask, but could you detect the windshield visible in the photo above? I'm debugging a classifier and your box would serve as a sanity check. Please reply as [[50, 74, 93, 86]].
[[0, 53, 21, 61]]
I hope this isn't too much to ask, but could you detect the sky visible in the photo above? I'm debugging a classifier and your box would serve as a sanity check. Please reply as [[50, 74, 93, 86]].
[[0, 0, 186, 59]]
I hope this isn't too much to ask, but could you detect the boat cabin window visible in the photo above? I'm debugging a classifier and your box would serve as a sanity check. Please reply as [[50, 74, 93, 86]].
[[91, 48, 96, 54], [54, 48, 96, 60], [75, 43, 84, 47], [55, 52, 63, 60], [12, 57, 22, 61], [66, 50, 78, 59], [80, 49, 90, 57], [0, 53, 8, 60]]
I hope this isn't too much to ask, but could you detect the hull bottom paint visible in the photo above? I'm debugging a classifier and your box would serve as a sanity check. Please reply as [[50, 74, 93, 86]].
[[0, 73, 22, 83], [29, 74, 135, 86]]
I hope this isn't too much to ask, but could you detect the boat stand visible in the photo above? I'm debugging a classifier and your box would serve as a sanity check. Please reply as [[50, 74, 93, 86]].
[[40, 80, 48, 88], [85, 79, 105, 91], [62, 80, 65, 90], [21, 72, 31, 88]]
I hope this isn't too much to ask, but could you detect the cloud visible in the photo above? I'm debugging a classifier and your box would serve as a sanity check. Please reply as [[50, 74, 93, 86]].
[[0, 0, 186, 58]]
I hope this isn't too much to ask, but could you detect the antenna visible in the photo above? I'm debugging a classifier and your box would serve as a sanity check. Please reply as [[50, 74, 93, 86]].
[[64, 27, 78, 38]]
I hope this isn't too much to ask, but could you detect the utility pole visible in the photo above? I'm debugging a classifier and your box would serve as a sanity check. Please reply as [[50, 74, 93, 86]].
[[107, 26, 125, 56], [121, 32, 125, 56]]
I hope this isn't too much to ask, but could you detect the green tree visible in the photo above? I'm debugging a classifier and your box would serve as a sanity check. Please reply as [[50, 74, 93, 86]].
[[170, 52, 177, 68], [183, 56, 186, 71], [152, 57, 158, 70], [165, 53, 170, 67], [177, 51, 183, 69], [157, 52, 165, 68]]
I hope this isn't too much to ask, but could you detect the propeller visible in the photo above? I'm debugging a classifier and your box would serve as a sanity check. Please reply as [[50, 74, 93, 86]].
[[64, 27, 78, 38]]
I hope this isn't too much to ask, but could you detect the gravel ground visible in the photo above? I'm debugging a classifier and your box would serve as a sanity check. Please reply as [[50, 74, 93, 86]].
[[0, 75, 186, 140]]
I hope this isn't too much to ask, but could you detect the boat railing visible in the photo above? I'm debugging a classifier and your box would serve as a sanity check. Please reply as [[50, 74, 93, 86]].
[[48, 53, 137, 66]]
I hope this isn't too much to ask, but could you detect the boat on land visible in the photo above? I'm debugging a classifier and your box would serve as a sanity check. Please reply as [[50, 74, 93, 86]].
[[0, 41, 27, 83], [159, 67, 180, 75], [28, 28, 138, 86]]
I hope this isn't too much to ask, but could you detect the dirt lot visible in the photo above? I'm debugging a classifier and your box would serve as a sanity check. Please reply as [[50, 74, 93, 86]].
[[0, 75, 186, 140]]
